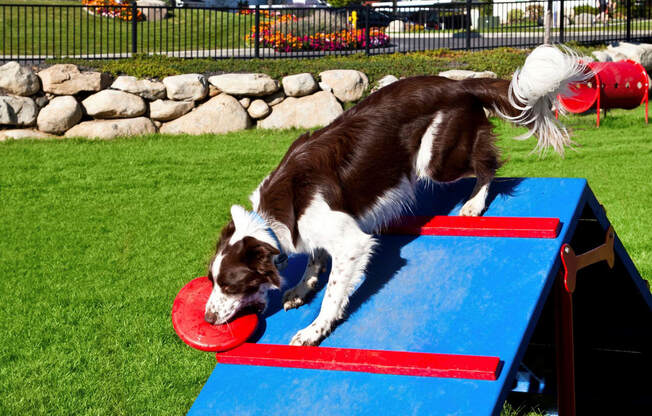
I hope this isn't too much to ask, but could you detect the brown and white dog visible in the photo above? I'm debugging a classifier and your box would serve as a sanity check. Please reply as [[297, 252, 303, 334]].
[[204, 45, 587, 346]]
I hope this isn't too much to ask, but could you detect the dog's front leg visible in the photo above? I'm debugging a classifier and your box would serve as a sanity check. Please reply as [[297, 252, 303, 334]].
[[289, 227, 375, 346], [282, 248, 328, 311], [459, 176, 492, 217]]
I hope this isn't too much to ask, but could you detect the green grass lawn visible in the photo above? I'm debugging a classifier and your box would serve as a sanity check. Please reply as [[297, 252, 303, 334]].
[[400, 18, 652, 35], [2, 1, 649, 59], [484, 18, 652, 33], [0, 108, 650, 415], [1, 1, 252, 57]]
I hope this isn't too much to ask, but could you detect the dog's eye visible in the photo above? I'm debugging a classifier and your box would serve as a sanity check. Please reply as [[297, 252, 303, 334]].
[[222, 284, 241, 295], [220, 280, 259, 296]]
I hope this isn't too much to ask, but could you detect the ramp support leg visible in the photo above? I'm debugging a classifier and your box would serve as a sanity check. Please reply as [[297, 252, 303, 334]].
[[555, 277, 576, 416], [554, 226, 615, 415], [644, 84, 649, 124], [596, 89, 601, 128]]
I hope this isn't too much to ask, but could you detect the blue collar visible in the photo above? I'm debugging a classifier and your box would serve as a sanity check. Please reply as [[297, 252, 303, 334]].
[[250, 211, 288, 271]]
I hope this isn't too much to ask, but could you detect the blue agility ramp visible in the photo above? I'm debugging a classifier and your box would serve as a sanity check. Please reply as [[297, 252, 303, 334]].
[[186, 178, 652, 416]]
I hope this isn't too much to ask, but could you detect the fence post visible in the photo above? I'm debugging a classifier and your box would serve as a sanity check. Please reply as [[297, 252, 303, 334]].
[[626, 0, 631, 41], [465, 0, 471, 51], [544, 0, 553, 45], [131, 1, 137, 55], [559, 0, 564, 44], [255, 5, 260, 59], [364, 6, 370, 56]]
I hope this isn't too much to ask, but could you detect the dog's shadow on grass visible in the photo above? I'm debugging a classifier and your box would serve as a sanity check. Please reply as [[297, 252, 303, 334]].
[[253, 178, 524, 343]]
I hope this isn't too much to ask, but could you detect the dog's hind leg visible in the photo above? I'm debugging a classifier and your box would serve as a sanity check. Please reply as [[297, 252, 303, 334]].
[[290, 198, 376, 346], [282, 248, 328, 311]]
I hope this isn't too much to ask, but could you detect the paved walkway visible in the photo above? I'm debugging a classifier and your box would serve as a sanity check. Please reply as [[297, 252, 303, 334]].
[[1, 30, 650, 64]]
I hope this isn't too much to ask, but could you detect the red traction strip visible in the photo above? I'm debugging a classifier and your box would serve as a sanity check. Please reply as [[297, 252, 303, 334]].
[[216, 343, 501, 380], [385, 216, 560, 238]]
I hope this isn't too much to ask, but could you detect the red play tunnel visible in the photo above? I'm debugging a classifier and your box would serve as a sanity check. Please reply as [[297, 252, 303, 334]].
[[558, 60, 649, 126]]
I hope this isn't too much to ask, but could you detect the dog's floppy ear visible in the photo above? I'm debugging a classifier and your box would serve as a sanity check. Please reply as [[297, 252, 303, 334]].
[[242, 236, 281, 288]]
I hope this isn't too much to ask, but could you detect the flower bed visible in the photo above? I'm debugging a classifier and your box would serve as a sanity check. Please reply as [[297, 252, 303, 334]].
[[82, 0, 144, 21], [244, 10, 390, 53], [258, 28, 390, 53]]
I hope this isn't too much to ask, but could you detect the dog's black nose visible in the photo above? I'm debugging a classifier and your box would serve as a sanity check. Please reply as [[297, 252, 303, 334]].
[[204, 311, 219, 325]]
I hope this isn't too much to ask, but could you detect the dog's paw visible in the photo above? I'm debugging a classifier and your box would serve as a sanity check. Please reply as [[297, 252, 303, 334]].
[[282, 277, 319, 311], [305, 275, 319, 289], [282, 290, 306, 311], [289, 326, 325, 346], [459, 200, 483, 217]]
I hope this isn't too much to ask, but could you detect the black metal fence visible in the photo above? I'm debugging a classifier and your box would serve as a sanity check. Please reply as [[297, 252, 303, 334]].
[[1, 1, 651, 63]]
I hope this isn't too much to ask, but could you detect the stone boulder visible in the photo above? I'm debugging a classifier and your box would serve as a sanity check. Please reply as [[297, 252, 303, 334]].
[[592, 50, 612, 62], [34, 95, 49, 109], [0, 62, 41, 96], [371, 75, 399, 92], [160, 94, 251, 135], [38, 64, 111, 95], [111, 76, 166, 100], [603, 48, 628, 62], [0, 129, 56, 141], [0, 96, 38, 127], [282, 73, 318, 97], [136, 0, 168, 22], [209, 85, 221, 97], [438, 70, 497, 80], [37, 96, 82, 134], [606, 42, 652, 71], [574, 13, 594, 26], [65, 117, 156, 139], [162, 74, 208, 101], [82, 90, 147, 119], [264, 90, 286, 106], [208, 73, 280, 97], [388, 20, 405, 32], [319, 70, 369, 102], [239, 97, 251, 109], [149, 99, 194, 121], [247, 99, 270, 119], [258, 91, 343, 130]]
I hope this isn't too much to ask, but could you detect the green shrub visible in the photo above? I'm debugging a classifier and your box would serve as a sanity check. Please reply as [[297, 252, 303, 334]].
[[506, 8, 524, 24], [328, 0, 362, 7], [564, 40, 604, 57], [49, 46, 609, 91], [525, 4, 543, 23], [612, 0, 652, 18], [632, 0, 652, 18], [457, 47, 528, 77], [478, 0, 493, 17], [573, 5, 599, 15], [50, 47, 535, 85]]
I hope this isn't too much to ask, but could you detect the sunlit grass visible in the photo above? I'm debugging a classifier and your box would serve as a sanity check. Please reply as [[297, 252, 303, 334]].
[[0, 108, 649, 415], [0, 2, 251, 57]]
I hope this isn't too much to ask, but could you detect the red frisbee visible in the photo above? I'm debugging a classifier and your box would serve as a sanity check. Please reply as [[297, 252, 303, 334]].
[[172, 277, 259, 352]]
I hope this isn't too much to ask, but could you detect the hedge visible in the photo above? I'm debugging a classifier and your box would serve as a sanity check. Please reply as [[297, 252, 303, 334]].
[[49, 43, 599, 86]]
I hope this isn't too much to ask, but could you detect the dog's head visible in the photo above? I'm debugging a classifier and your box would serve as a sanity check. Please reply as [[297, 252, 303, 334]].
[[205, 205, 281, 325]]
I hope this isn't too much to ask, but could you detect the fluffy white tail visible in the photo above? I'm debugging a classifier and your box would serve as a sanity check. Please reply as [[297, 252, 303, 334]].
[[503, 45, 589, 155]]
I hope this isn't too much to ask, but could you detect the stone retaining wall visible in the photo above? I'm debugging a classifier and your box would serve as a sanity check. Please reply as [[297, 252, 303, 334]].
[[2, 41, 651, 141], [0, 62, 371, 140]]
